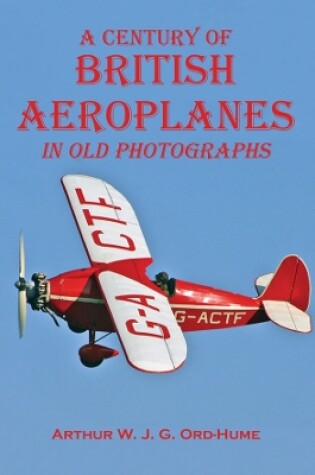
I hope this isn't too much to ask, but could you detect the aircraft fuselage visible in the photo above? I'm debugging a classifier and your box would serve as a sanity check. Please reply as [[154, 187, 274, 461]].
[[45, 267, 267, 334]]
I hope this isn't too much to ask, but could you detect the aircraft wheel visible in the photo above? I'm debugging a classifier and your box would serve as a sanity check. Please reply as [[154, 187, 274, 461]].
[[79, 343, 119, 368], [80, 357, 103, 368], [79, 343, 104, 368]]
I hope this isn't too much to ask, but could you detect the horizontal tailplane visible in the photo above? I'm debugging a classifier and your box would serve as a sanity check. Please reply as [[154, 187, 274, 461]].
[[262, 301, 311, 333]]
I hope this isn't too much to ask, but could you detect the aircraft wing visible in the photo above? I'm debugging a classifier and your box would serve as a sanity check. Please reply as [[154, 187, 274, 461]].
[[97, 270, 187, 373], [62, 175, 187, 372], [62, 175, 151, 265]]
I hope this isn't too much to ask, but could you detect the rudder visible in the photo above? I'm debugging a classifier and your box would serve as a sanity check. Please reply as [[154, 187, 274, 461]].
[[259, 255, 310, 312], [259, 255, 311, 333]]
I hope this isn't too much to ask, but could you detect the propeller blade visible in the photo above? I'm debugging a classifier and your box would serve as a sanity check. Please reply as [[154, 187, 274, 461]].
[[19, 233, 26, 279], [18, 289, 27, 338]]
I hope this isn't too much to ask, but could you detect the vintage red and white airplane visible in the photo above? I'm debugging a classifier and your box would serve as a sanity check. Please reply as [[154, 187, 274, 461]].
[[15, 175, 312, 373]]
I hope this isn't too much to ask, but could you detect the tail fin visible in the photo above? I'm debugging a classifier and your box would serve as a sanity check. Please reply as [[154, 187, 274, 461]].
[[259, 255, 311, 333], [260, 255, 310, 311]]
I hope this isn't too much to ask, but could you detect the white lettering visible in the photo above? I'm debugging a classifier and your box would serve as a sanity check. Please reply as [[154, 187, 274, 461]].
[[173, 308, 247, 326]]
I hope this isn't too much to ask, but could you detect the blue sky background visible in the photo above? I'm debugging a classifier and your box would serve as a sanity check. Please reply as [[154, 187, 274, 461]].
[[1, 1, 315, 473]]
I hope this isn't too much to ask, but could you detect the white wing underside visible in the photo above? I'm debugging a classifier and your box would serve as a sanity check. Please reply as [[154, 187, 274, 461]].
[[98, 271, 187, 373], [62, 175, 187, 373]]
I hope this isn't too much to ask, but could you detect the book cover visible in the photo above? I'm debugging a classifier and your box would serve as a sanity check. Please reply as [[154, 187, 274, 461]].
[[2, 1, 314, 474]]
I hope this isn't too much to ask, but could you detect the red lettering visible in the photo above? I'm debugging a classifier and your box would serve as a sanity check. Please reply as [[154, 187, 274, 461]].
[[117, 428, 134, 440], [82, 209, 126, 226], [126, 319, 170, 339], [79, 101, 104, 132], [115, 294, 159, 311], [105, 101, 131, 130], [102, 30, 114, 45], [134, 101, 158, 130], [184, 55, 208, 84], [160, 101, 183, 130], [217, 100, 241, 130], [184, 101, 214, 130], [75, 188, 121, 210], [271, 100, 294, 130], [51, 101, 76, 130], [92, 230, 135, 251], [144, 54, 170, 84], [245, 101, 268, 130], [52, 428, 63, 440], [133, 55, 145, 85], [80, 29, 95, 46], [17, 101, 48, 130], [210, 55, 235, 84], [76, 54, 101, 84], [104, 55, 129, 85]]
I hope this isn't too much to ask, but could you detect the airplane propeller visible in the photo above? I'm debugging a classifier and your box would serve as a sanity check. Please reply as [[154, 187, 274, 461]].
[[15, 233, 28, 338], [15, 234, 59, 337]]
